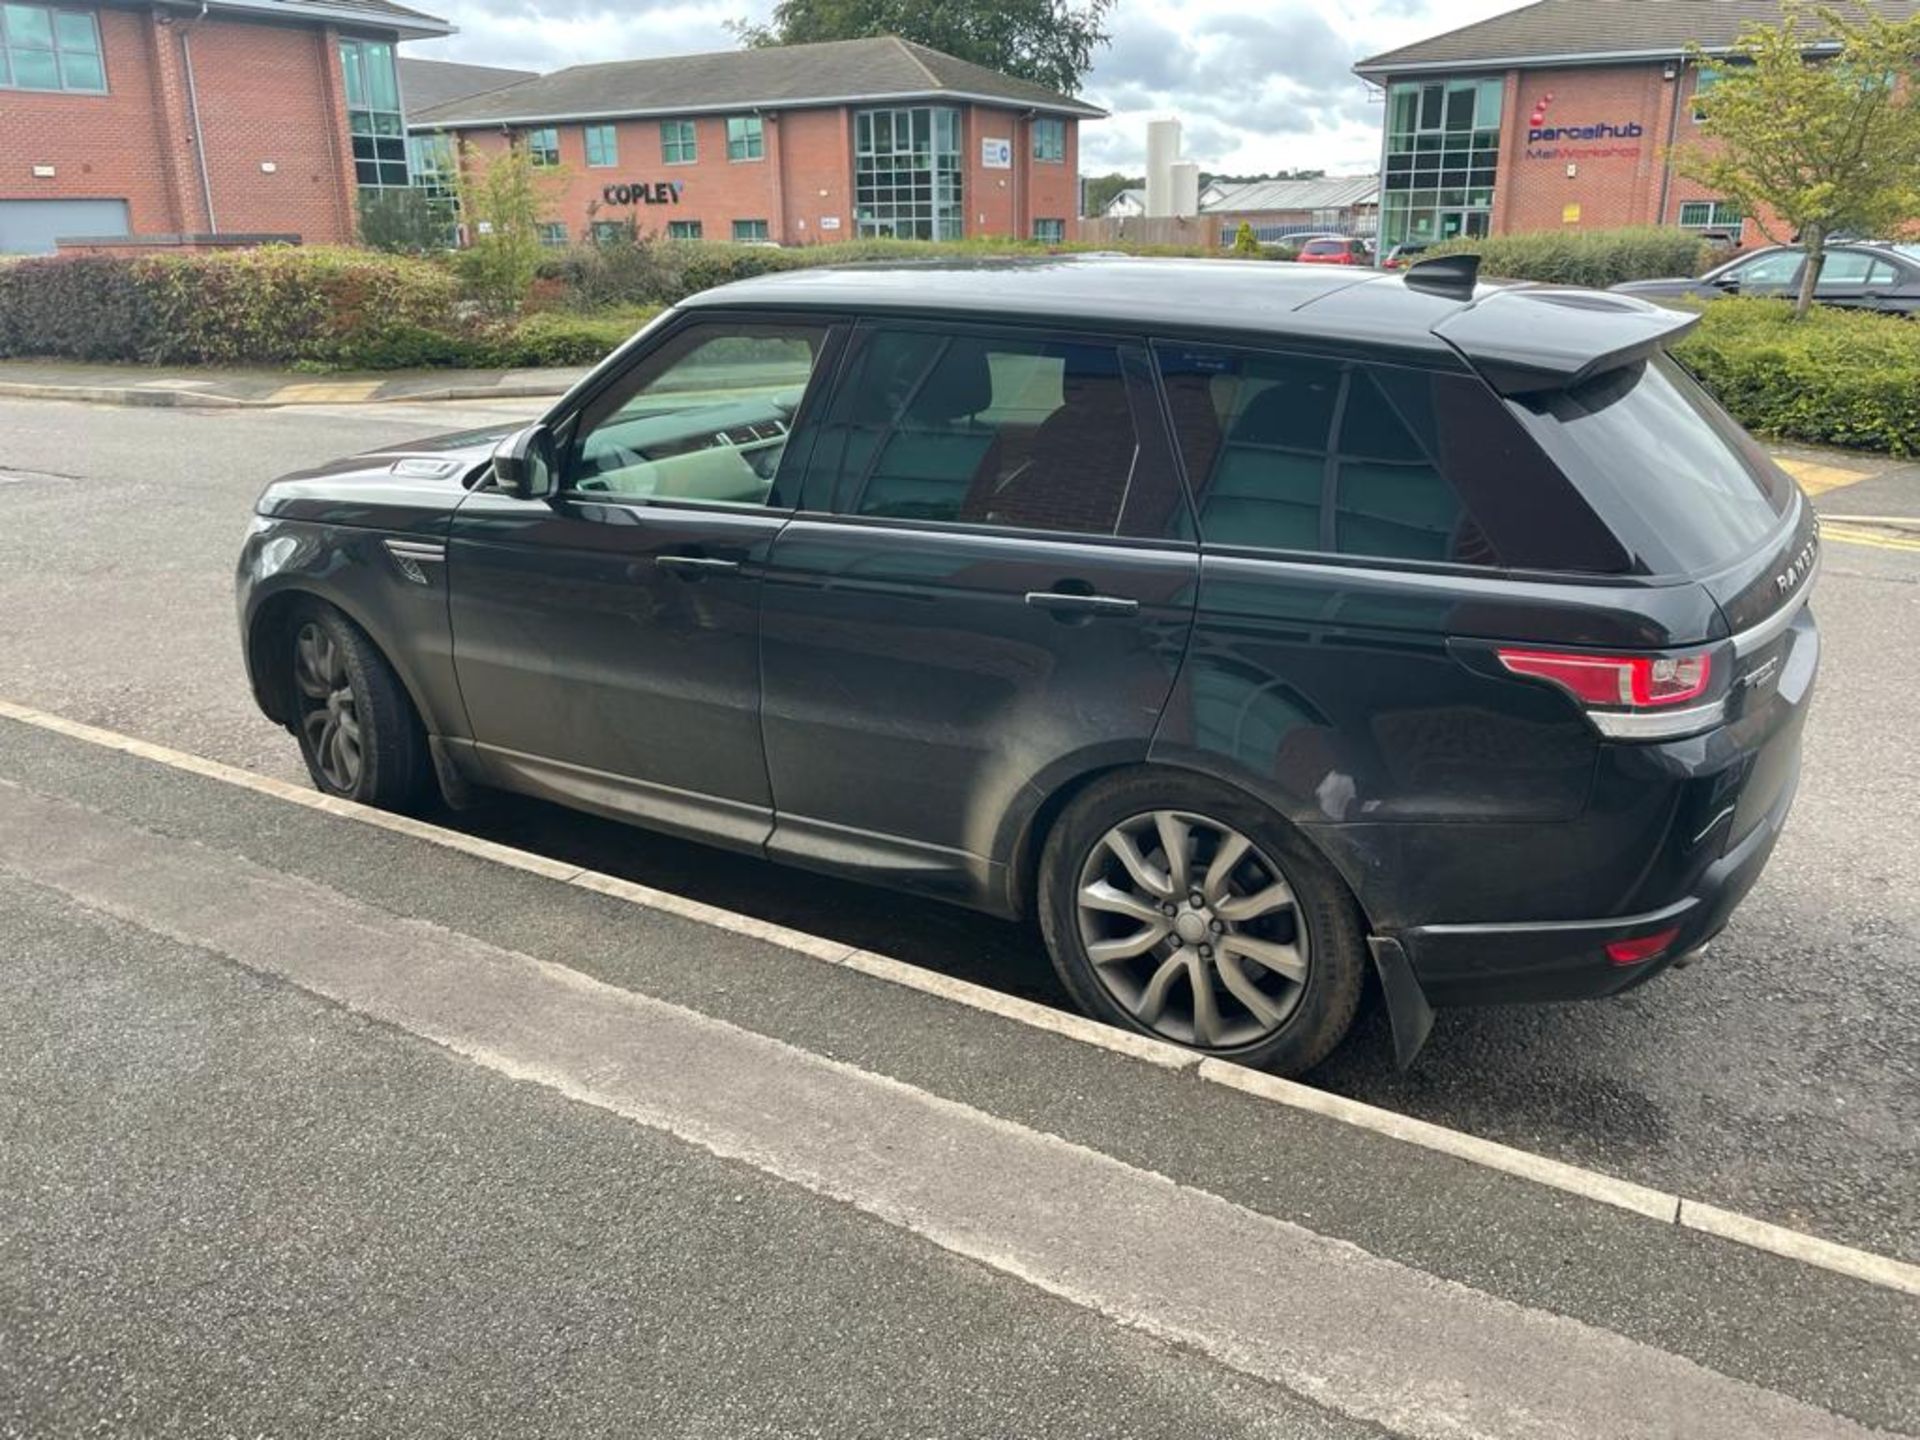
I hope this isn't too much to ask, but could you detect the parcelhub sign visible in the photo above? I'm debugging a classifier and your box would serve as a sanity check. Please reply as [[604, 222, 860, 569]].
[[1522, 92, 1643, 160]]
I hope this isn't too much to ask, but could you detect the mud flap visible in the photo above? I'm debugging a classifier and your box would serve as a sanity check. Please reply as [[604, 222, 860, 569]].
[[1367, 936, 1433, 1071]]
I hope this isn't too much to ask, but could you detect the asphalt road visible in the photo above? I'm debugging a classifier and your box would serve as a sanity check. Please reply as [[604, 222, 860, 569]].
[[2, 395, 1916, 1264]]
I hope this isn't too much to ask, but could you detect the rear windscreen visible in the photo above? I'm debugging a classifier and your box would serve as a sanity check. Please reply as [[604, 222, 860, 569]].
[[1510, 354, 1792, 573]]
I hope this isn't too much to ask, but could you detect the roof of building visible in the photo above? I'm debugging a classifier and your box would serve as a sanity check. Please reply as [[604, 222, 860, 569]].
[[1204, 176, 1378, 214], [1355, 0, 1918, 75], [1106, 187, 1147, 211], [400, 57, 537, 119], [211, 0, 451, 40], [409, 35, 1104, 128]]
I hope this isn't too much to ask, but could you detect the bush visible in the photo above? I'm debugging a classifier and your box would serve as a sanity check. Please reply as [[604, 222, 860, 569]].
[[1232, 222, 1261, 257], [0, 247, 458, 366], [1422, 226, 1712, 288], [357, 188, 453, 255], [1674, 298, 1920, 455], [482, 309, 657, 367]]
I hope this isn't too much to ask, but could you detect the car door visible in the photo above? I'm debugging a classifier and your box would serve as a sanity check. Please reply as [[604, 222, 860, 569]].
[[1808, 249, 1882, 310], [447, 313, 842, 849], [757, 321, 1198, 911]]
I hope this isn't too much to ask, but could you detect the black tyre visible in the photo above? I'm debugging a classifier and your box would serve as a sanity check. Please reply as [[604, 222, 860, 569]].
[[1038, 769, 1366, 1076], [287, 601, 433, 812]]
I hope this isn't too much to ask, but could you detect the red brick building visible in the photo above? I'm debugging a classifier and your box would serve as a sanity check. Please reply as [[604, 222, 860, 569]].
[[406, 37, 1102, 247], [1354, 0, 1917, 250], [1, 0, 450, 253]]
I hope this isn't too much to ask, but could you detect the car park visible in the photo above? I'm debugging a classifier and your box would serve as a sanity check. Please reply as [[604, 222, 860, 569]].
[[1613, 241, 1920, 316], [237, 256, 1820, 1075]]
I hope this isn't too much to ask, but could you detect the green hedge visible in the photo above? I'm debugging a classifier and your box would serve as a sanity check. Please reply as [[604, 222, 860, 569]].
[[0, 247, 458, 366], [1675, 298, 1920, 456], [1421, 226, 1712, 288]]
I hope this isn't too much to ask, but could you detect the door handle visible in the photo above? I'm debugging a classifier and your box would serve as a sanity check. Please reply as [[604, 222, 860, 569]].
[[1024, 589, 1140, 618], [656, 554, 742, 576]]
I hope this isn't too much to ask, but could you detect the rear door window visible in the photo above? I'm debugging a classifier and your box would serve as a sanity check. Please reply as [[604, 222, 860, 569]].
[[1509, 353, 1791, 573], [1153, 343, 1628, 571]]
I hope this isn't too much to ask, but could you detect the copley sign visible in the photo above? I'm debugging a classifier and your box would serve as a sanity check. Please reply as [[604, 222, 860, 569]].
[[603, 181, 686, 205], [1523, 92, 1643, 159]]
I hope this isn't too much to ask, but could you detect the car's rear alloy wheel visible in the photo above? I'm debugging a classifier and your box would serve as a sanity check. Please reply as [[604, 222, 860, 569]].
[[1039, 771, 1366, 1075], [1074, 811, 1309, 1049], [294, 621, 363, 792]]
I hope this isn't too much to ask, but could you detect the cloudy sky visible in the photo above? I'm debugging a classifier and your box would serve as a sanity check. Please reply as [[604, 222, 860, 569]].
[[404, 0, 1521, 176]]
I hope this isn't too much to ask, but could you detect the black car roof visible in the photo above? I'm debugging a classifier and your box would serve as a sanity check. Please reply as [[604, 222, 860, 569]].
[[681, 255, 1697, 385]]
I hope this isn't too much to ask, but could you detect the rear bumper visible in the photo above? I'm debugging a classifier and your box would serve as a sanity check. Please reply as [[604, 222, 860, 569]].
[[1396, 752, 1799, 1007]]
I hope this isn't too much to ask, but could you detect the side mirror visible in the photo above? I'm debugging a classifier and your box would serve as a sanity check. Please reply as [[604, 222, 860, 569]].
[[1711, 275, 1741, 292], [491, 424, 557, 499]]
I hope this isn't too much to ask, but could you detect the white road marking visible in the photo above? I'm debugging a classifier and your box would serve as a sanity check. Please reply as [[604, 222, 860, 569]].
[[2, 696, 1918, 1301], [0, 781, 1888, 1440]]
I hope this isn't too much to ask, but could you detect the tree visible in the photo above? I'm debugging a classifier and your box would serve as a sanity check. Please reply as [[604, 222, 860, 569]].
[[453, 141, 568, 318], [1678, 1, 1920, 317], [357, 187, 453, 254], [1231, 221, 1261, 257], [732, 0, 1115, 95], [1082, 172, 1143, 216]]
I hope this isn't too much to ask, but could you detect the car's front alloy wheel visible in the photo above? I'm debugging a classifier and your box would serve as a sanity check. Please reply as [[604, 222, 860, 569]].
[[294, 621, 363, 792], [284, 600, 433, 812]]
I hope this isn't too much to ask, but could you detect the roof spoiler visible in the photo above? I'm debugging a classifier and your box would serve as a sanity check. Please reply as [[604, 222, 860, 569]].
[[1430, 287, 1700, 396]]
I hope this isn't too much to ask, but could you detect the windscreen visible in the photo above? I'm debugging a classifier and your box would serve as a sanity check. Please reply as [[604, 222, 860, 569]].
[[1510, 354, 1792, 574]]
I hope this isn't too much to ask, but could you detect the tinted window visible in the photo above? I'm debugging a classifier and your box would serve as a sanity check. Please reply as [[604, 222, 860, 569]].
[[566, 322, 830, 508], [1156, 346, 1493, 564], [812, 329, 1141, 536], [1512, 354, 1789, 572]]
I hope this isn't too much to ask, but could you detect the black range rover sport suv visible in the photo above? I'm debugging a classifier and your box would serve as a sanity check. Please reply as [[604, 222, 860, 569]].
[[237, 257, 1819, 1074]]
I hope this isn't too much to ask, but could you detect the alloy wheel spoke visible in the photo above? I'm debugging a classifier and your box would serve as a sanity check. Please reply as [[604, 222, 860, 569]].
[[1079, 879, 1167, 925], [1188, 955, 1224, 1046], [1201, 831, 1251, 905], [1087, 921, 1171, 965], [1215, 880, 1295, 925], [294, 632, 330, 699], [1104, 828, 1175, 900], [1216, 951, 1287, 1028], [1220, 933, 1308, 984], [1133, 951, 1187, 1028], [1153, 812, 1193, 894]]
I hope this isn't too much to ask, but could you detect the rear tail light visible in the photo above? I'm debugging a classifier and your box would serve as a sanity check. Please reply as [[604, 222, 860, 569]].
[[1606, 927, 1683, 965], [1495, 646, 1722, 740]]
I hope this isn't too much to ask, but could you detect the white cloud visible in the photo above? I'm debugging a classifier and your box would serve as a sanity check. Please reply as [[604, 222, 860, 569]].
[[405, 0, 1521, 176]]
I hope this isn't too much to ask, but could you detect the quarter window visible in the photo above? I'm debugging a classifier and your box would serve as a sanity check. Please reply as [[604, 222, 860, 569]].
[[1, 4, 104, 92], [661, 118, 696, 164], [726, 114, 763, 161], [1031, 117, 1065, 162], [566, 322, 831, 509], [525, 126, 560, 167], [1155, 345, 1499, 565], [584, 124, 617, 168], [809, 328, 1142, 536], [340, 39, 407, 190]]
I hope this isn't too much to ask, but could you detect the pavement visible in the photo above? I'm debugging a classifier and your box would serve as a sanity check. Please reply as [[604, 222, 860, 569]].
[[1, 714, 1915, 1438], [0, 358, 587, 408]]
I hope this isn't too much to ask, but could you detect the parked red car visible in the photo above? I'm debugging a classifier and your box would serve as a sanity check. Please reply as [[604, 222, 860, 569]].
[[1296, 236, 1371, 266]]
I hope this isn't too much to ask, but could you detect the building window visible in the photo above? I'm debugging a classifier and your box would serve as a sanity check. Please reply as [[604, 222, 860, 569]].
[[1032, 218, 1065, 243], [1, 4, 105, 92], [340, 39, 407, 190], [591, 219, 636, 245], [584, 124, 617, 168], [525, 126, 560, 167], [854, 106, 963, 241], [1691, 66, 1720, 122], [537, 222, 568, 247], [1381, 75, 1500, 249], [732, 219, 770, 243], [1677, 199, 1743, 231], [661, 118, 697, 164], [726, 115, 763, 161], [667, 220, 703, 240], [1031, 117, 1065, 163]]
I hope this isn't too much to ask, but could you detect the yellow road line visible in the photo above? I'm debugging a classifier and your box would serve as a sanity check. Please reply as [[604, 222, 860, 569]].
[[1776, 457, 1873, 496], [1821, 523, 1920, 553], [270, 381, 383, 403]]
